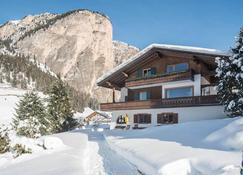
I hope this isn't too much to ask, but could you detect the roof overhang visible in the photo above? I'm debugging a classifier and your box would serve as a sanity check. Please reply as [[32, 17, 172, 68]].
[[97, 44, 229, 90]]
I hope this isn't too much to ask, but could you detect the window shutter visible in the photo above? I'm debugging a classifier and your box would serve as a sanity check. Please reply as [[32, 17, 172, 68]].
[[134, 93, 139, 101], [151, 67, 157, 75], [136, 69, 143, 78], [147, 91, 151, 100], [173, 113, 178, 123], [148, 115, 151, 123], [134, 115, 138, 123]]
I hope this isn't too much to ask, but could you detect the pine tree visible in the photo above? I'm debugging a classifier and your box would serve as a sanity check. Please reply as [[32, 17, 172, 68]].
[[47, 75, 77, 133], [13, 91, 49, 138], [216, 28, 243, 117]]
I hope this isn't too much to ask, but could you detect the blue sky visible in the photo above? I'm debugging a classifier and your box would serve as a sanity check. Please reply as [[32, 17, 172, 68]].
[[0, 0, 242, 51]]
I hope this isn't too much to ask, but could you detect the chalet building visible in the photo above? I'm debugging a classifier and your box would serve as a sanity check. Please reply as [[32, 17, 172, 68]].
[[97, 44, 229, 128]]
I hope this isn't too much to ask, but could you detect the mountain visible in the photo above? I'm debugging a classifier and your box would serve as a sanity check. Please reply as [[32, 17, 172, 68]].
[[0, 54, 97, 111], [0, 9, 139, 103]]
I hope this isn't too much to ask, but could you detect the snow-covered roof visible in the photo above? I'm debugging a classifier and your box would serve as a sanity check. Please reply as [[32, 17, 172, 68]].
[[97, 44, 228, 84]]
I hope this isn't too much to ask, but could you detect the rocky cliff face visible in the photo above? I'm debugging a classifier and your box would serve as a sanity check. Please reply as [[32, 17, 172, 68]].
[[0, 9, 139, 103]]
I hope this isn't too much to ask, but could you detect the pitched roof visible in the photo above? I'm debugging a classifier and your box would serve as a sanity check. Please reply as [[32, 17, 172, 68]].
[[97, 43, 228, 88]]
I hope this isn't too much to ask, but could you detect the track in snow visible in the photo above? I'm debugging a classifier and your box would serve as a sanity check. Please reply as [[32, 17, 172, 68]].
[[85, 130, 143, 175]]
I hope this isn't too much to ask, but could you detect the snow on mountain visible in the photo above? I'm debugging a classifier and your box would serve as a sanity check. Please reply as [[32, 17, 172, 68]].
[[0, 13, 56, 43], [0, 10, 139, 103]]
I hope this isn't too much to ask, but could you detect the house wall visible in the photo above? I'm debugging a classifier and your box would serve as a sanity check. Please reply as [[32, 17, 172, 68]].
[[128, 55, 198, 80], [111, 105, 226, 127], [120, 87, 128, 102], [161, 74, 201, 98], [120, 74, 202, 102]]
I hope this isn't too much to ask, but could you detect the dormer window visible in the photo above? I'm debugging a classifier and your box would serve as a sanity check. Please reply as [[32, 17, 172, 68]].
[[166, 63, 189, 73]]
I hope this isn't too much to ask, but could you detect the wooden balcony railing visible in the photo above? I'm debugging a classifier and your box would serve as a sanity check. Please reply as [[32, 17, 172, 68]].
[[125, 70, 194, 87], [100, 95, 220, 111]]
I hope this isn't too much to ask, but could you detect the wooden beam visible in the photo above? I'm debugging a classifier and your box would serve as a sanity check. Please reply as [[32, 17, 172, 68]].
[[106, 81, 121, 90], [122, 72, 128, 78]]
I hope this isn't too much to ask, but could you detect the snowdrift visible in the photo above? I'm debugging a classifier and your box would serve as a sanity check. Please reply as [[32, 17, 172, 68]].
[[106, 117, 243, 175]]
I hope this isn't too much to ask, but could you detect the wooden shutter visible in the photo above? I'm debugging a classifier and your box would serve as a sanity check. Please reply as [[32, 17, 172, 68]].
[[151, 67, 157, 75], [173, 113, 178, 123], [134, 92, 139, 101], [147, 91, 151, 100], [136, 69, 143, 78], [134, 115, 138, 123], [147, 114, 151, 123]]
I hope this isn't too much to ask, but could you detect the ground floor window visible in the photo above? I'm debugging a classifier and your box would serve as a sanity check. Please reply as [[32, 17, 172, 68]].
[[157, 113, 178, 124], [134, 114, 151, 124]]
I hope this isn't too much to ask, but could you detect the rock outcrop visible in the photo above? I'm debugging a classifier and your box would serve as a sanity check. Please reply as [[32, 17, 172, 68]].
[[0, 9, 139, 103]]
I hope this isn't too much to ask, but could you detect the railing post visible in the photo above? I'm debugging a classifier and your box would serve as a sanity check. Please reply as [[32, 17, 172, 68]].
[[112, 87, 115, 103]]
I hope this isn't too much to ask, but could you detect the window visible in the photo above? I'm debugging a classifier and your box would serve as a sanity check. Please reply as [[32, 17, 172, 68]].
[[139, 91, 147, 100], [134, 114, 151, 124], [142, 67, 156, 77], [166, 63, 189, 73], [157, 113, 178, 124], [143, 68, 152, 77], [166, 86, 193, 98], [134, 91, 150, 101]]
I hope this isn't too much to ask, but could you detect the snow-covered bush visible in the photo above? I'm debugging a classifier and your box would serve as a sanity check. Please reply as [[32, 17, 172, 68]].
[[11, 143, 32, 158], [216, 28, 243, 117], [13, 91, 50, 138], [0, 125, 10, 154]]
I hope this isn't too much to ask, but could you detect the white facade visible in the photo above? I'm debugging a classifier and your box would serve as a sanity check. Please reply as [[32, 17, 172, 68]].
[[109, 73, 226, 127], [111, 105, 226, 127], [120, 74, 210, 102], [113, 74, 226, 126]]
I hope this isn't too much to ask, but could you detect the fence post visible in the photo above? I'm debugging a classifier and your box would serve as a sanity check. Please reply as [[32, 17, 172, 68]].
[[241, 150, 243, 175]]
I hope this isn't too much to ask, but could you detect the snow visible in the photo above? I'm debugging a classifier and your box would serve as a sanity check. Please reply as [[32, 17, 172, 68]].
[[97, 43, 228, 83], [42, 136, 65, 150], [9, 20, 20, 25], [0, 131, 88, 175], [105, 117, 242, 175], [0, 84, 242, 175], [0, 83, 45, 125]]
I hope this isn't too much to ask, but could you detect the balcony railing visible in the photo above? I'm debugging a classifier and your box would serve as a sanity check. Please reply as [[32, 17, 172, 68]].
[[100, 95, 220, 111], [125, 70, 194, 87]]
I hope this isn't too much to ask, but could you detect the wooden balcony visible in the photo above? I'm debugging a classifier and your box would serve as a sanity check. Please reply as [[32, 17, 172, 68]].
[[125, 70, 194, 87], [100, 95, 220, 111]]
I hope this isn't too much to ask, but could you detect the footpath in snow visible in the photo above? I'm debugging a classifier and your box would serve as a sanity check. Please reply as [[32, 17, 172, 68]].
[[83, 129, 141, 175], [0, 129, 142, 175], [0, 117, 243, 175]]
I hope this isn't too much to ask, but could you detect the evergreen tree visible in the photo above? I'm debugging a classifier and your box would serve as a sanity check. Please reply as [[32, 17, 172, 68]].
[[0, 125, 10, 154], [13, 91, 49, 138], [216, 28, 243, 116], [47, 75, 77, 133]]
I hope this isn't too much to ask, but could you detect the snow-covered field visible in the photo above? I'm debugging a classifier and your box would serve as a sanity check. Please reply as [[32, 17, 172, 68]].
[[0, 83, 242, 175], [105, 118, 243, 175]]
